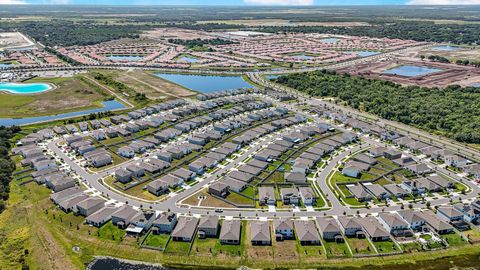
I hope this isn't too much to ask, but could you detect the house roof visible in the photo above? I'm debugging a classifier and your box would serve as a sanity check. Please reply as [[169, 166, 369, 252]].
[[273, 219, 294, 231], [294, 220, 321, 242], [250, 221, 271, 242], [338, 216, 362, 230], [219, 220, 241, 242], [172, 217, 199, 239], [438, 207, 463, 218], [358, 217, 390, 238], [198, 215, 219, 230], [378, 212, 409, 228], [316, 217, 341, 234]]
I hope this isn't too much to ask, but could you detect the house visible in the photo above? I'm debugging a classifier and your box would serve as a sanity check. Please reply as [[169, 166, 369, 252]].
[[422, 212, 454, 234], [368, 147, 387, 158], [75, 197, 105, 217], [384, 149, 402, 160], [125, 123, 140, 133], [250, 221, 271, 245], [397, 210, 426, 230], [338, 216, 364, 237], [220, 220, 241, 245], [222, 178, 247, 193], [126, 164, 145, 178], [111, 205, 138, 229], [49, 177, 76, 192], [273, 219, 294, 240], [316, 217, 343, 242], [444, 155, 469, 168], [280, 187, 300, 205], [33, 160, 57, 171], [115, 169, 133, 184], [171, 217, 199, 242], [229, 171, 254, 183], [58, 194, 89, 212], [354, 154, 377, 166], [347, 185, 372, 202], [285, 172, 307, 184], [118, 146, 135, 158], [171, 168, 196, 182], [378, 212, 411, 237], [125, 211, 156, 236], [50, 187, 82, 205], [86, 207, 118, 227], [208, 182, 229, 198], [294, 220, 321, 245], [384, 184, 410, 198], [437, 207, 464, 222], [342, 161, 370, 178], [146, 180, 169, 196], [406, 163, 432, 175], [105, 128, 118, 138], [198, 215, 219, 238], [358, 217, 390, 242], [152, 212, 177, 234], [258, 187, 276, 206], [364, 184, 390, 200], [453, 204, 480, 223], [299, 187, 317, 206], [91, 130, 106, 141], [90, 154, 113, 168]]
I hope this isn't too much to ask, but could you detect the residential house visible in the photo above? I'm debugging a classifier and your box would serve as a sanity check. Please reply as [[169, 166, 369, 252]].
[[198, 215, 219, 238], [220, 220, 241, 245], [294, 220, 321, 245], [250, 221, 271, 245], [273, 219, 294, 240], [171, 217, 199, 242]]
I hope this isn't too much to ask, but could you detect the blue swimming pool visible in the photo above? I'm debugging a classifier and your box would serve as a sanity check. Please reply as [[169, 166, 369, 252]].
[[0, 82, 52, 94], [382, 65, 442, 77], [0, 100, 126, 127], [154, 73, 254, 93], [107, 55, 144, 61]]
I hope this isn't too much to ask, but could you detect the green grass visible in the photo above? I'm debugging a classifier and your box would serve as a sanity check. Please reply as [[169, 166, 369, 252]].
[[441, 233, 467, 247], [143, 232, 170, 249], [0, 75, 110, 118], [373, 240, 398, 253], [402, 242, 423, 253], [241, 186, 255, 197], [346, 237, 376, 255], [165, 239, 192, 255], [97, 222, 125, 243], [323, 240, 351, 258], [226, 192, 255, 205]]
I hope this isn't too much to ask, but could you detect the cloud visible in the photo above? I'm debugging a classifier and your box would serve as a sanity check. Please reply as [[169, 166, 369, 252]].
[[407, 0, 480, 4], [244, 0, 314, 5], [0, 0, 27, 4]]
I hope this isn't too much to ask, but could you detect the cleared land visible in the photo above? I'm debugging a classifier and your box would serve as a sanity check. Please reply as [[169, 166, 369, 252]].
[[0, 76, 111, 118]]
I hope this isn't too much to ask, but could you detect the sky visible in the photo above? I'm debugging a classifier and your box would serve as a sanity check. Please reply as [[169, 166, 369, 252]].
[[2, 0, 480, 5]]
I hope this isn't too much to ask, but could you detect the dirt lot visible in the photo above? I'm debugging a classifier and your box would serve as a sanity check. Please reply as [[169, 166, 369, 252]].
[[112, 70, 196, 99]]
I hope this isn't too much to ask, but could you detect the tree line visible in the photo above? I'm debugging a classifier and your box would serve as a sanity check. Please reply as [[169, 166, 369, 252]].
[[274, 70, 480, 144], [0, 126, 21, 213]]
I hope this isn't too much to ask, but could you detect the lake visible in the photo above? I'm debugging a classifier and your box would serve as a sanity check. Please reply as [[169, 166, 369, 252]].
[[348, 51, 380, 57], [382, 65, 442, 77], [0, 63, 13, 68], [472, 83, 480, 87], [292, 54, 314, 60], [432, 45, 459, 51], [107, 55, 144, 62], [154, 73, 254, 93], [266, 75, 281, 80], [0, 100, 126, 126], [0, 82, 52, 94], [177, 56, 199, 63], [321, 38, 339, 44]]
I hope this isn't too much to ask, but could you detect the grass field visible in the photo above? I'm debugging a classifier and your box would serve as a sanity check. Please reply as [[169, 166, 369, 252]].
[[143, 232, 170, 249], [0, 76, 110, 118], [103, 69, 196, 100], [323, 240, 351, 258], [346, 237, 376, 255]]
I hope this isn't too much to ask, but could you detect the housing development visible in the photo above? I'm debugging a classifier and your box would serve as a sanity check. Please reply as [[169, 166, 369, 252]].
[[1, 4, 480, 270]]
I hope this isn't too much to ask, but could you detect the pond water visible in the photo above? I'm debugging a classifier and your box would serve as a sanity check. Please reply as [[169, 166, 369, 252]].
[[321, 38, 339, 44], [382, 65, 442, 77], [472, 83, 480, 87], [432, 45, 459, 51], [0, 82, 52, 94], [266, 75, 281, 80], [348, 51, 380, 57], [292, 54, 314, 60], [0, 63, 13, 68], [177, 56, 199, 63], [106, 55, 144, 62], [0, 100, 126, 126], [154, 73, 254, 93], [88, 258, 169, 270]]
